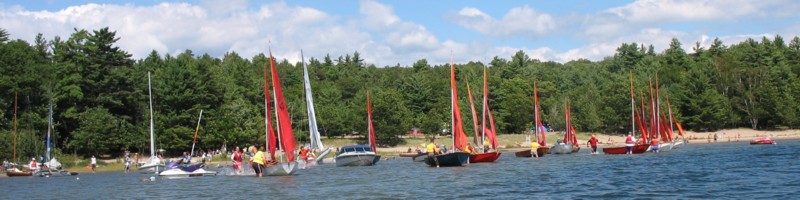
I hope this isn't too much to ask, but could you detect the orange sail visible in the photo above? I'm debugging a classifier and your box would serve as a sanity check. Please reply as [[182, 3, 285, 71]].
[[269, 49, 297, 162], [465, 80, 481, 145], [367, 93, 377, 152], [449, 57, 467, 151]]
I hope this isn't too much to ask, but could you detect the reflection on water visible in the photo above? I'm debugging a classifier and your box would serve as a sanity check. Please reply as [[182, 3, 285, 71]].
[[2, 140, 798, 199]]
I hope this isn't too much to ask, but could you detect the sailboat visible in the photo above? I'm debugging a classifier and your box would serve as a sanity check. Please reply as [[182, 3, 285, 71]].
[[516, 81, 549, 157], [603, 73, 649, 154], [6, 94, 33, 177], [298, 50, 333, 166], [35, 104, 78, 177], [466, 65, 501, 163], [138, 72, 165, 174], [334, 93, 380, 167], [262, 48, 299, 176], [551, 99, 579, 154], [423, 55, 470, 167]]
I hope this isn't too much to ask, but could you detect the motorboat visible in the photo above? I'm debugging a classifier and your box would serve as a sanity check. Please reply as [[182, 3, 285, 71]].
[[335, 145, 380, 167]]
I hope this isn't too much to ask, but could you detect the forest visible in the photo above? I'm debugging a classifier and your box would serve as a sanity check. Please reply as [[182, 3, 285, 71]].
[[1, 27, 799, 160]]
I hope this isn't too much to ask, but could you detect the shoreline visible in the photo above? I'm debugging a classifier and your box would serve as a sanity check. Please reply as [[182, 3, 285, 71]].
[[5, 128, 794, 174]]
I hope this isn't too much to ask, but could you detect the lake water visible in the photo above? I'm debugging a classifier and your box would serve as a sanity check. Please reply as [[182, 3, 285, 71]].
[[2, 140, 799, 199]]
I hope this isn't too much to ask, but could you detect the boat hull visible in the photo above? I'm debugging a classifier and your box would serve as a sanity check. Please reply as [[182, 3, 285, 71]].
[[550, 144, 575, 154], [159, 168, 217, 178], [603, 144, 650, 154], [265, 162, 299, 176], [750, 140, 776, 145], [138, 163, 165, 174], [469, 152, 501, 163], [412, 154, 427, 162], [314, 148, 333, 164], [6, 170, 33, 177], [514, 147, 549, 157], [424, 152, 470, 167], [36, 169, 78, 177], [335, 153, 378, 167], [400, 152, 424, 157]]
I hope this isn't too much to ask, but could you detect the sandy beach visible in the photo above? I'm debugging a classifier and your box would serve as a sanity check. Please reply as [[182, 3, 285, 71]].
[[376, 128, 800, 153]]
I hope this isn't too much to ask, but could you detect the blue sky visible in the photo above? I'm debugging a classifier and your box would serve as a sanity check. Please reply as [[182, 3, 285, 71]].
[[2, 0, 799, 66]]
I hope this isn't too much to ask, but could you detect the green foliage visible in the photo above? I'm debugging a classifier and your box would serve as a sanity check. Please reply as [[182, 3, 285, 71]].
[[2, 28, 800, 159]]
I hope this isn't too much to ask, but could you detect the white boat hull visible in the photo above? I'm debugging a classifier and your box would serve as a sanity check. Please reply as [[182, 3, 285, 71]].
[[550, 144, 575, 154], [138, 163, 165, 174], [265, 162, 298, 176], [335, 153, 378, 167], [315, 148, 333, 164], [159, 168, 217, 178]]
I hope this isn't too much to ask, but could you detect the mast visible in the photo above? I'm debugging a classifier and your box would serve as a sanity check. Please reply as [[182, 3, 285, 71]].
[[481, 64, 488, 151], [190, 110, 203, 156], [13, 93, 18, 163], [148, 72, 155, 160], [655, 75, 660, 142], [46, 104, 53, 161], [629, 72, 635, 142], [450, 54, 455, 150], [301, 50, 323, 150]]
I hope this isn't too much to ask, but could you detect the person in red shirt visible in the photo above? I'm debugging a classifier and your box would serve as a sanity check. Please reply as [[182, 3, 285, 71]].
[[230, 146, 243, 175], [587, 134, 599, 154]]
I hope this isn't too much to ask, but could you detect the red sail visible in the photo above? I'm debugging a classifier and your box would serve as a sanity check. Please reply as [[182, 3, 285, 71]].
[[465, 80, 480, 145], [450, 59, 468, 151], [262, 63, 277, 160], [675, 122, 686, 137], [269, 49, 297, 162], [367, 93, 377, 152], [486, 106, 498, 149], [639, 94, 649, 140], [636, 108, 648, 141]]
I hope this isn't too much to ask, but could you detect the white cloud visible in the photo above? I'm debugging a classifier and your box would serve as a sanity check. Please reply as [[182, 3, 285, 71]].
[[450, 5, 556, 37], [606, 0, 796, 23]]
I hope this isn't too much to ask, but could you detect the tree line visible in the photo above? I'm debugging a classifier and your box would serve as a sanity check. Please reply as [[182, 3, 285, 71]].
[[1, 27, 799, 161]]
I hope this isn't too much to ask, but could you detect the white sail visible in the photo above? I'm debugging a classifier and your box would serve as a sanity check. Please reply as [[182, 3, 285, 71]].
[[301, 50, 324, 150], [148, 72, 156, 162], [139, 72, 163, 174]]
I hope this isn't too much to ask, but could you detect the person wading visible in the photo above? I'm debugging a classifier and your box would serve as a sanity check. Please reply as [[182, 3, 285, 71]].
[[426, 138, 440, 168]]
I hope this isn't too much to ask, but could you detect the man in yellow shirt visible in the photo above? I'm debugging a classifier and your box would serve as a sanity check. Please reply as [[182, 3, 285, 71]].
[[426, 138, 440, 167], [252, 146, 266, 177], [531, 140, 539, 158]]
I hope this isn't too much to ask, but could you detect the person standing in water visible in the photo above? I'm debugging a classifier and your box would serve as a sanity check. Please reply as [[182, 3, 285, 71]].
[[625, 133, 635, 154], [426, 138, 440, 168], [587, 134, 599, 154], [230, 146, 243, 175], [651, 137, 660, 153], [252, 146, 266, 177], [530, 139, 539, 158], [90, 156, 97, 173]]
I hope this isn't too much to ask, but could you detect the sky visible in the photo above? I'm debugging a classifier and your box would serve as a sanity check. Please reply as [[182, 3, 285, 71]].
[[2, 0, 800, 67]]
